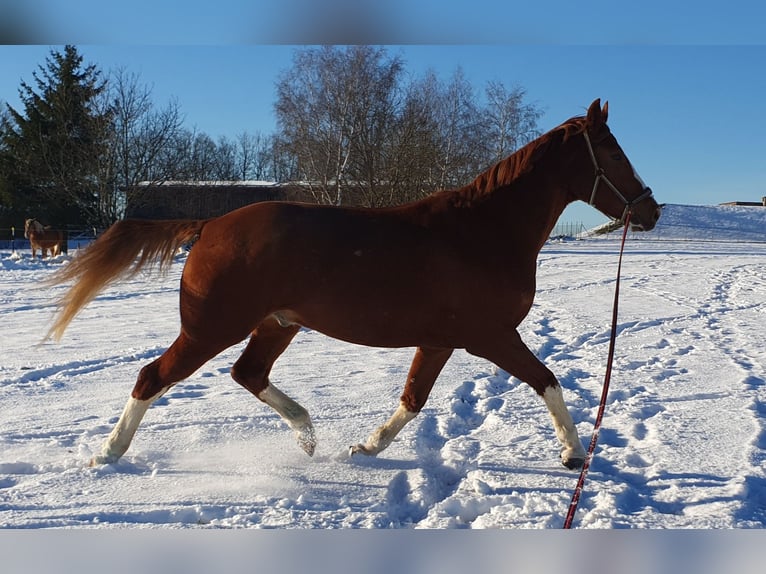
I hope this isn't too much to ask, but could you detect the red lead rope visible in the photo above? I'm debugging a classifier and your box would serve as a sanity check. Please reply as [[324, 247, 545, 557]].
[[563, 212, 632, 529]]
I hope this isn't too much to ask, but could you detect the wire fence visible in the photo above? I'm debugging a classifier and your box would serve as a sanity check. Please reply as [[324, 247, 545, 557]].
[[549, 222, 587, 240], [0, 227, 101, 252]]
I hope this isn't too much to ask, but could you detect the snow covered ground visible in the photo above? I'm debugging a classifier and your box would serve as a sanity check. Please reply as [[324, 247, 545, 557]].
[[1, 204, 765, 535]]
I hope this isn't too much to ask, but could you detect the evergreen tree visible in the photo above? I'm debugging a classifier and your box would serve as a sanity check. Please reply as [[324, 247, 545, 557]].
[[0, 45, 112, 228]]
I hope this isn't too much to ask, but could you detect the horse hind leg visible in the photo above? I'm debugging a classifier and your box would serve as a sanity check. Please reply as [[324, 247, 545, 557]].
[[91, 332, 226, 465], [229, 316, 315, 455], [351, 346, 453, 457], [259, 383, 315, 456]]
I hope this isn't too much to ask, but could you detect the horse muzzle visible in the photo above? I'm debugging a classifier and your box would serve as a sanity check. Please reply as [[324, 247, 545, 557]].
[[628, 197, 661, 232]]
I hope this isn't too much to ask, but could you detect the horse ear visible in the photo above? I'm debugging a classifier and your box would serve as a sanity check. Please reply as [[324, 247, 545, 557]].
[[586, 98, 606, 133], [602, 101, 609, 123], [586, 99, 603, 128]]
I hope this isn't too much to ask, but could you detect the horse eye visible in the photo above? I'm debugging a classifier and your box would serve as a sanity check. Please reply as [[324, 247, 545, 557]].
[[610, 153, 623, 161]]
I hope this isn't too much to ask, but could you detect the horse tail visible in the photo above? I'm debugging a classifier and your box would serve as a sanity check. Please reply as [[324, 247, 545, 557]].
[[45, 219, 210, 341]]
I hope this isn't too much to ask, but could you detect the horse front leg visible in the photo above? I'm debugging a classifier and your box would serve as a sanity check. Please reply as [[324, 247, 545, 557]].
[[470, 330, 586, 469], [351, 346, 453, 456]]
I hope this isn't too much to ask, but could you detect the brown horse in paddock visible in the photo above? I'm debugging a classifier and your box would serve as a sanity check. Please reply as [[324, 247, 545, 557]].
[[46, 99, 660, 468], [24, 218, 65, 259]]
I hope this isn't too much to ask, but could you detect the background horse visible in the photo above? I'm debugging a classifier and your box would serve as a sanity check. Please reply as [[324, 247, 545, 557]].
[[45, 99, 660, 469], [24, 218, 65, 259]]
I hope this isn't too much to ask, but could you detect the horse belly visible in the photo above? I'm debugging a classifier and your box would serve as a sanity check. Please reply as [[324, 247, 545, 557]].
[[290, 304, 462, 349], [284, 271, 525, 350]]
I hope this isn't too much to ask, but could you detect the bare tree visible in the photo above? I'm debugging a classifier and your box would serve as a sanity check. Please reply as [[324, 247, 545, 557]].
[[234, 131, 257, 180], [275, 46, 403, 206], [234, 130, 275, 181], [384, 73, 441, 204], [273, 46, 544, 208], [252, 132, 276, 181], [342, 48, 402, 207], [107, 68, 184, 218], [211, 135, 238, 180], [269, 134, 298, 183], [430, 68, 486, 190], [390, 74, 544, 201], [483, 82, 542, 163]]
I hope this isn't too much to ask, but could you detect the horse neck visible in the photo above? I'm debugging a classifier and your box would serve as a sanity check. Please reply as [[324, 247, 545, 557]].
[[455, 169, 579, 254]]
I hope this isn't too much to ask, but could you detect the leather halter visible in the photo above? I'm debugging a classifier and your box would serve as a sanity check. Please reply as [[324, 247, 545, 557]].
[[583, 130, 654, 222]]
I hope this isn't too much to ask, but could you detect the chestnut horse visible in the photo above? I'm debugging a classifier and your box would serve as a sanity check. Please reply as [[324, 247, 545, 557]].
[[24, 218, 65, 259], [46, 99, 660, 468]]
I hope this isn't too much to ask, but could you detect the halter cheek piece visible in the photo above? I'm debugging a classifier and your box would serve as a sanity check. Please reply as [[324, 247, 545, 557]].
[[583, 130, 654, 223]]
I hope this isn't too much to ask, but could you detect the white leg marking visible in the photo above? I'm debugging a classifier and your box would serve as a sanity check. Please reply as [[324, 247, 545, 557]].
[[91, 394, 159, 465], [350, 402, 417, 456], [543, 385, 586, 468], [258, 383, 316, 456]]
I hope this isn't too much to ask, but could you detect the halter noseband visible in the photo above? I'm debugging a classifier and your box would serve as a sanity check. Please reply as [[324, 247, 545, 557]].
[[583, 130, 654, 222]]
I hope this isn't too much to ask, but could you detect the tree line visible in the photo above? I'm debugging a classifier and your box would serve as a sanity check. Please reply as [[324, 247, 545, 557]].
[[0, 45, 543, 229]]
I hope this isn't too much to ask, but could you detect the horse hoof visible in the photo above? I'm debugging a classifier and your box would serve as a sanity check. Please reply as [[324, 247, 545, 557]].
[[89, 454, 115, 467], [562, 457, 585, 470], [295, 425, 316, 457], [349, 443, 374, 456]]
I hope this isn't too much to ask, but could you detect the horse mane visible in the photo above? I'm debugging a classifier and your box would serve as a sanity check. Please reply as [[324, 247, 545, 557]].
[[454, 114, 588, 205]]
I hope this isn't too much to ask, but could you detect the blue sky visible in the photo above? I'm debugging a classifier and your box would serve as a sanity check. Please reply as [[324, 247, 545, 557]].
[[1, 4, 765, 227]]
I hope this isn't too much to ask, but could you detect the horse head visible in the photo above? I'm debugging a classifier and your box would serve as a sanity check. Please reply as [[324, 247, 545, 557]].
[[23, 218, 40, 238], [581, 99, 661, 231]]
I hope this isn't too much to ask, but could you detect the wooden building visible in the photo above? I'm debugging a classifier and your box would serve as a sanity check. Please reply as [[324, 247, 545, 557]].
[[123, 181, 311, 220]]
